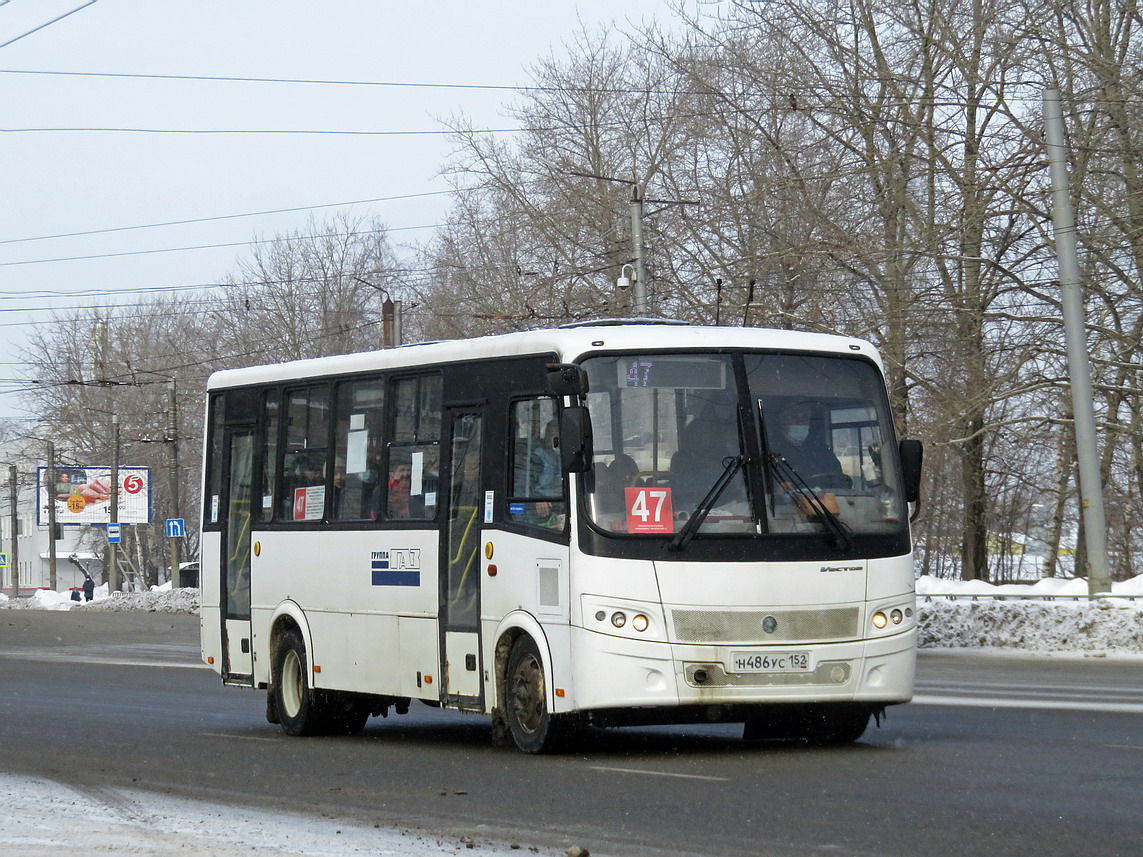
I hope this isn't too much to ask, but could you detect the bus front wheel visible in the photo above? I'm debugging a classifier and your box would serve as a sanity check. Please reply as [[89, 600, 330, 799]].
[[273, 627, 329, 736], [505, 635, 572, 754]]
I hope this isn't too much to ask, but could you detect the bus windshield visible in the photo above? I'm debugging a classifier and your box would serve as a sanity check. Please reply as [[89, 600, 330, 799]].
[[582, 351, 906, 542]]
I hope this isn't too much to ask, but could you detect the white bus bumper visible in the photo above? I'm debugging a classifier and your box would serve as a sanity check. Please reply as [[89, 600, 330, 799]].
[[567, 626, 915, 713]]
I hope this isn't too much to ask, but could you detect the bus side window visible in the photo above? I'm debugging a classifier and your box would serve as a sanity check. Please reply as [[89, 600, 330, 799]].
[[280, 386, 330, 521], [386, 375, 441, 520], [259, 389, 280, 523], [507, 398, 565, 530], [204, 395, 225, 526], [332, 379, 386, 521]]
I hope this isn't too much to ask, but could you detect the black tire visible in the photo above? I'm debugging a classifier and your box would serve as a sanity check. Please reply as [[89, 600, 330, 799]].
[[273, 627, 331, 736], [742, 707, 805, 742], [505, 635, 573, 754], [803, 706, 870, 744], [743, 705, 870, 744], [325, 693, 370, 736]]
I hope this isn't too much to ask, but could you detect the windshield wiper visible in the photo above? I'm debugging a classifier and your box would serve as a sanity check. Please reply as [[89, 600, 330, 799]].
[[668, 455, 745, 552], [767, 453, 853, 552]]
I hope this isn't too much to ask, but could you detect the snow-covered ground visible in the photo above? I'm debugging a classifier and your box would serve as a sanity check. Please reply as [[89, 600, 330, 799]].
[[916, 573, 1143, 655], [5, 574, 1143, 654], [0, 773, 549, 857], [0, 580, 198, 614]]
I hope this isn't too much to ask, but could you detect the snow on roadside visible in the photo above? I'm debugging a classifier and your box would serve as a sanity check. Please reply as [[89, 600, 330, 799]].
[[916, 573, 1143, 654], [6, 573, 1143, 654], [0, 773, 551, 857], [918, 598, 1143, 653], [0, 582, 199, 614]]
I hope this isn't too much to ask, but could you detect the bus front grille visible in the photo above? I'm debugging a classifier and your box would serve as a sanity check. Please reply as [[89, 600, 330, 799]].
[[671, 607, 860, 644]]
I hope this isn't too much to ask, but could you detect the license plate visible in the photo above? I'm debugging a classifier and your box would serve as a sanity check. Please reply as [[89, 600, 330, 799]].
[[730, 651, 810, 673]]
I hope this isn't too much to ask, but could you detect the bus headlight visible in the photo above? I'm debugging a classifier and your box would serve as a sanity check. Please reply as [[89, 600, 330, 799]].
[[890, 609, 903, 625], [631, 614, 649, 632], [611, 612, 627, 628], [872, 611, 888, 629]]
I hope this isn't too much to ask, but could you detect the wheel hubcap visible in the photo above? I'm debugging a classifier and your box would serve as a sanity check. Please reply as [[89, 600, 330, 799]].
[[281, 649, 303, 717], [511, 653, 544, 734]]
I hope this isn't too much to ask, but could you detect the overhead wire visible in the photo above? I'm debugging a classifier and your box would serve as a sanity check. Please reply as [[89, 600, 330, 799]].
[[0, 1, 98, 51], [0, 222, 442, 268], [0, 190, 454, 246]]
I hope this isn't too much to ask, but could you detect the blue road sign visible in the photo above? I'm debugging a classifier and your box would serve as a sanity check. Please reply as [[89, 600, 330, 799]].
[[107, 523, 121, 544], [0, 552, 8, 568], [166, 518, 186, 538]]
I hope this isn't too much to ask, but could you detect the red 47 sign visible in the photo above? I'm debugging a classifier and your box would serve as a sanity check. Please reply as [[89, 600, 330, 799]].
[[624, 486, 674, 534]]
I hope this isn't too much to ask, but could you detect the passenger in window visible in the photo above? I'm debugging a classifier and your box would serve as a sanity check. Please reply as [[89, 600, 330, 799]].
[[388, 463, 412, 519], [529, 499, 565, 529], [593, 453, 638, 519], [299, 455, 325, 486], [531, 419, 561, 497]]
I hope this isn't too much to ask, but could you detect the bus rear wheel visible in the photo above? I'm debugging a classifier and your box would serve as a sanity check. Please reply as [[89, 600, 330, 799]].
[[505, 635, 572, 754], [274, 627, 332, 736]]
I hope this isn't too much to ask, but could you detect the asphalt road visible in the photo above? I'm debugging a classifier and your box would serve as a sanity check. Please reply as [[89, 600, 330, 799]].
[[2, 610, 1141, 857]]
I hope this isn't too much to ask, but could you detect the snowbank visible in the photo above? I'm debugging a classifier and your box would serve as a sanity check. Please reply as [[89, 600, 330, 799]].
[[916, 573, 1143, 654], [918, 599, 1143, 653], [0, 584, 199, 614], [79, 587, 200, 614]]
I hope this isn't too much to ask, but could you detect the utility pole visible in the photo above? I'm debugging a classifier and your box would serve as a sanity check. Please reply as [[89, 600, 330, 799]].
[[46, 441, 58, 591], [629, 185, 650, 317], [167, 379, 181, 586], [1043, 88, 1111, 596], [8, 464, 18, 597], [109, 414, 120, 594]]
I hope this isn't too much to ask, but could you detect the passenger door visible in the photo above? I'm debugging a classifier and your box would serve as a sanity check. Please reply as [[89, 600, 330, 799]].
[[440, 409, 484, 707], [221, 427, 255, 682]]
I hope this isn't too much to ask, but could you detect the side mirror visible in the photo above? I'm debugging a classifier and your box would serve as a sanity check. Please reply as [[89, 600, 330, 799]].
[[559, 406, 594, 473], [547, 363, 589, 397], [899, 439, 923, 504]]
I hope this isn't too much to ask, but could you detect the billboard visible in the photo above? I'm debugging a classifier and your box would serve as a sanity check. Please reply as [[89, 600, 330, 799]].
[[37, 466, 152, 526]]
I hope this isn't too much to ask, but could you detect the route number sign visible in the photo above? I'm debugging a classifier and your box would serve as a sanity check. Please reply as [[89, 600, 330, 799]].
[[624, 486, 674, 534]]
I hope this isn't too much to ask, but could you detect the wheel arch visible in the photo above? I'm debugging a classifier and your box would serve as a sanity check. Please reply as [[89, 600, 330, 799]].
[[268, 601, 314, 686], [491, 611, 554, 714]]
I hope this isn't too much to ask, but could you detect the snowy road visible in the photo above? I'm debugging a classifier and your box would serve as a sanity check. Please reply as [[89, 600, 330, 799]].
[[2, 773, 529, 856], [3, 611, 1143, 856]]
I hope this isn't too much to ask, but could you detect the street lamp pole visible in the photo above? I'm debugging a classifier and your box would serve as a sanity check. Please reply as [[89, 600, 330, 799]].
[[46, 441, 58, 590], [630, 185, 649, 317], [7, 464, 17, 597], [1043, 88, 1111, 596], [109, 414, 120, 593], [167, 379, 181, 586]]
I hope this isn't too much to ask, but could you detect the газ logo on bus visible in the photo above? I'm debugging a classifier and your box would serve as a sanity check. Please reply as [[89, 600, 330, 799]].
[[371, 549, 421, 586]]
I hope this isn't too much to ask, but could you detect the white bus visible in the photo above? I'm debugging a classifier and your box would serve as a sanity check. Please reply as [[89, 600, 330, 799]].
[[200, 320, 923, 752]]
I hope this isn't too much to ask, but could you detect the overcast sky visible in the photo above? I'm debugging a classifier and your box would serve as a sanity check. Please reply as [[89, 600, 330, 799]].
[[0, 0, 695, 425]]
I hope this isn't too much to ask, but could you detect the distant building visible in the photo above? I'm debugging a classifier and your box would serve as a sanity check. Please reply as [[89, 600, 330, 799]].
[[1, 442, 92, 595]]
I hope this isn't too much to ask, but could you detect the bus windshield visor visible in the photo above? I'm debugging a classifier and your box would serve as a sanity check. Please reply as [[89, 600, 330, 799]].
[[582, 352, 906, 540]]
